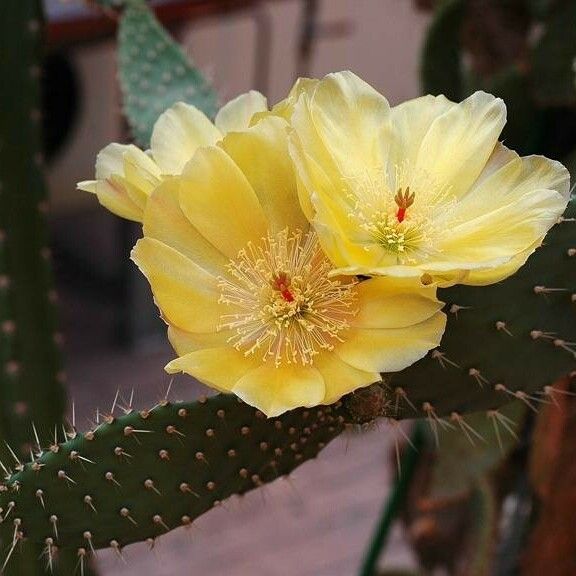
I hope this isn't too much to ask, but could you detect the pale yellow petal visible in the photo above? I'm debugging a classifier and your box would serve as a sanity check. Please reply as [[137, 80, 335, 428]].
[[352, 277, 444, 329], [389, 94, 456, 168], [122, 147, 162, 209], [77, 180, 96, 194], [290, 144, 380, 268], [232, 363, 325, 417], [151, 103, 221, 174], [179, 146, 268, 258], [293, 71, 392, 178], [313, 353, 379, 405], [79, 143, 160, 222], [95, 143, 130, 179], [416, 91, 506, 197], [463, 243, 538, 286], [167, 325, 235, 355], [131, 237, 227, 333], [220, 117, 309, 233], [165, 347, 258, 393], [336, 312, 446, 373], [143, 178, 229, 275], [214, 90, 268, 133], [438, 154, 569, 273], [94, 177, 142, 222], [267, 77, 319, 122]]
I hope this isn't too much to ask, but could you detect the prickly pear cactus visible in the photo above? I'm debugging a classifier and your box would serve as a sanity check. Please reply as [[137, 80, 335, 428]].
[[118, 0, 218, 146], [388, 202, 576, 421], [0, 392, 362, 560], [0, 2, 97, 574]]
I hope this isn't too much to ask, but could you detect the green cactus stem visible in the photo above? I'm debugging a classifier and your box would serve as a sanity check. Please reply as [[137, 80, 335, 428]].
[[0, 1, 95, 573]]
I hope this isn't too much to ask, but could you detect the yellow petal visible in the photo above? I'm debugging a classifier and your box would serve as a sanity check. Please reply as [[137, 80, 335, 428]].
[[232, 363, 326, 417], [220, 117, 310, 233], [336, 312, 446, 373], [78, 143, 160, 222], [463, 242, 538, 286], [150, 103, 221, 174], [131, 237, 227, 333], [352, 277, 444, 329], [389, 94, 455, 168], [415, 91, 506, 197], [167, 325, 234, 355], [143, 178, 229, 275], [93, 176, 142, 222], [214, 90, 268, 133], [438, 154, 569, 277], [122, 147, 162, 209], [179, 146, 268, 258], [292, 71, 393, 178], [77, 180, 96, 194], [267, 77, 319, 122], [313, 353, 379, 405], [166, 347, 259, 393], [94, 143, 129, 179], [290, 144, 380, 268]]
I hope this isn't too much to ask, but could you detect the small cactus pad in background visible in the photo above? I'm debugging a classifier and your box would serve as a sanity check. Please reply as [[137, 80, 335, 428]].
[[118, 0, 218, 146]]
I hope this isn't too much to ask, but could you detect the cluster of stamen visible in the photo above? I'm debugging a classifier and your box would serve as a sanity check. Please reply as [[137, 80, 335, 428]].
[[218, 229, 358, 366], [343, 163, 455, 263]]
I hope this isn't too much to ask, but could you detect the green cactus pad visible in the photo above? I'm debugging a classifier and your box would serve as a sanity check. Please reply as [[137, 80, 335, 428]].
[[531, 1, 576, 106], [118, 0, 218, 147], [388, 202, 576, 420], [427, 402, 525, 500], [0, 394, 354, 555], [420, 0, 465, 100]]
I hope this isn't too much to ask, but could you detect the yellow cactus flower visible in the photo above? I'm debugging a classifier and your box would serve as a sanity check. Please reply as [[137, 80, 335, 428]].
[[77, 90, 268, 222], [131, 116, 446, 416], [289, 71, 571, 285]]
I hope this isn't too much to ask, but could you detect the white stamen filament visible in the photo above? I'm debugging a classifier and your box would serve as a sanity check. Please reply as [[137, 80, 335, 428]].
[[218, 229, 358, 366]]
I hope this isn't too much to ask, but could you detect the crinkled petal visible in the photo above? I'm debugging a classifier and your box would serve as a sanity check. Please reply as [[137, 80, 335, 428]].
[[336, 312, 446, 373], [389, 94, 456, 169], [165, 347, 259, 393], [415, 91, 506, 197], [215, 90, 268, 133], [179, 146, 268, 258], [131, 238, 228, 333], [220, 117, 309, 233], [293, 71, 393, 179], [151, 103, 221, 174], [232, 364, 326, 417], [437, 155, 570, 278]]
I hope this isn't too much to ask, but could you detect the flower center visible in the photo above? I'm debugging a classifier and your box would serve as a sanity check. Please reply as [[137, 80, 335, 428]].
[[344, 163, 456, 263], [218, 229, 358, 366]]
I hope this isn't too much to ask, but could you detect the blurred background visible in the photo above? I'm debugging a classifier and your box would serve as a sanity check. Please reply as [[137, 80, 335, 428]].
[[43, 1, 430, 574]]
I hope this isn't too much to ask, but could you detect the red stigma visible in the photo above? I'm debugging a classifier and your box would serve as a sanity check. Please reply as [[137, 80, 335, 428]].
[[394, 187, 415, 223], [272, 272, 295, 302]]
